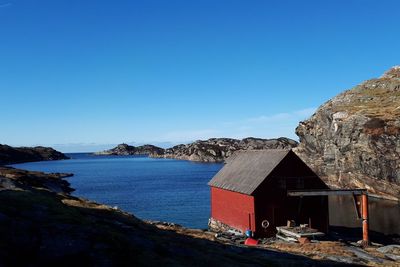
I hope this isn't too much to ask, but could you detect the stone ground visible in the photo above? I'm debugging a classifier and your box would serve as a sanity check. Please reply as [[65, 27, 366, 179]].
[[154, 222, 400, 267]]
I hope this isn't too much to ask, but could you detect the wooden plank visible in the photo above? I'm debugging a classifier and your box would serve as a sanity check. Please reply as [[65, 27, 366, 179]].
[[277, 227, 301, 238], [276, 227, 325, 238], [276, 233, 297, 242], [287, 189, 367, 197]]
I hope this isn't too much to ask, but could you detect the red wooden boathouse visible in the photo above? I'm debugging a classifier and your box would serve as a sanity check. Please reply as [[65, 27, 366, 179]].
[[208, 149, 330, 237]]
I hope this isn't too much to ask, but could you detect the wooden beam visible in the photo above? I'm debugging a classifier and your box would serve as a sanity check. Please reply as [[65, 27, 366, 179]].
[[276, 227, 325, 239], [361, 194, 370, 247], [287, 189, 367, 197]]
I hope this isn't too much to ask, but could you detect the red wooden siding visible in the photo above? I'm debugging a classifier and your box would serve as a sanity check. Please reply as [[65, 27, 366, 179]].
[[211, 187, 255, 232]]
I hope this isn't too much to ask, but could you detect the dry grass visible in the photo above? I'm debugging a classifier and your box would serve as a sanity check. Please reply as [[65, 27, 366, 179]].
[[332, 85, 400, 119], [152, 223, 217, 240], [363, 247, 400, 267], [61, 198, 114, 210], [152, 223, 400, 266], [265, 241, 354, 259]]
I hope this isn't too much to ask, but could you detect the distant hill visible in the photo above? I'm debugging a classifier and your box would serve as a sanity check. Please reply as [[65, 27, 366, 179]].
[[96, 137, 298, 163], [0, 144, 69, 165], [154, 137, 298, 162], [294, 66, 400, 200], [93, 143, 165, 156]]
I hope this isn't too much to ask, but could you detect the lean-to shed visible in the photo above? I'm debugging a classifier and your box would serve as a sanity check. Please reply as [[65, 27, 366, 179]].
[[208, 149, 329, 237]]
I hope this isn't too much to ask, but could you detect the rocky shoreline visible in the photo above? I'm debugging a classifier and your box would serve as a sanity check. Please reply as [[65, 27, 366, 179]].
[[93, 143, 165, 156], [0, 144, 69, 165], [154, 137, 298, 162], [0, 166, 73, 194], [94, 137, 298, 163]]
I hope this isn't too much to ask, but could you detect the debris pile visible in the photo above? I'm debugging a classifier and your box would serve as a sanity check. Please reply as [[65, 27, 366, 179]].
[[214, 230, 246, 245]]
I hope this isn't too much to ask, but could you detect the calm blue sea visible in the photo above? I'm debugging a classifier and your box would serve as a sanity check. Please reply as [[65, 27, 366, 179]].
[[12, 153, 223, 229]]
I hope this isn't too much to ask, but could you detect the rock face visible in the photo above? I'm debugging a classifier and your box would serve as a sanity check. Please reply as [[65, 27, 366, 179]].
[[94, 143, 165, 156], [0, 166, 73, 194], [155, 137, 298, 162], [295, 66, 400, 200], [0, 145, 69, 165]]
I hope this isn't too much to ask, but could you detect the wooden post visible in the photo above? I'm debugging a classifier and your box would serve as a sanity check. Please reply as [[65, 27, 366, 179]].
[[361, 193, 370, 247]]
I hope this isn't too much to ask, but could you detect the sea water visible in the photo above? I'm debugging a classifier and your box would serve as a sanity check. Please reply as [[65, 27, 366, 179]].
[[12, 153, 222, 229]]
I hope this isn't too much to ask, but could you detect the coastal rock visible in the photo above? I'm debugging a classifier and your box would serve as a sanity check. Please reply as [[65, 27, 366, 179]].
[[0, 167, 74, 194], [294, 66, 400, 200], [0, 145, 69, 165], [94, 143, 165, 156], [154, 137, 298, 162]]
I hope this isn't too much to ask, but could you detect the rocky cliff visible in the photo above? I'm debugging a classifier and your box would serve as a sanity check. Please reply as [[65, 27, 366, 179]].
[[94, 143, 165, 156], [295, 66, 400, 200], [0, 145, 69, 165], [155, 137, 298, 162]]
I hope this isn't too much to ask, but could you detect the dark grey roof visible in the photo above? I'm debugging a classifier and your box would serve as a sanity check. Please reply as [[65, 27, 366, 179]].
[[208, 149, 291, 195]]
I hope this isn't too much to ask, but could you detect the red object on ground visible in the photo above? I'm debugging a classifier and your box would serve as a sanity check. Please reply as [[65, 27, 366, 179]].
[[244, 238, 259, 246]]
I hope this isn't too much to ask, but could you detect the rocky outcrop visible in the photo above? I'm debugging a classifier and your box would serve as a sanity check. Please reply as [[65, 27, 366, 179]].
[[0, 144, 69, 165], [94, 138, 298, 162], [155, 137, 298, 162], [94, 143, 165, 156], [0, 166, 73, 194], [295, 66, 400, 200]]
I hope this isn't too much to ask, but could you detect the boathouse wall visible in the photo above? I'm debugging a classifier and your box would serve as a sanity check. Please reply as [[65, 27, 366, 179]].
[[210, 187, 256, 233]]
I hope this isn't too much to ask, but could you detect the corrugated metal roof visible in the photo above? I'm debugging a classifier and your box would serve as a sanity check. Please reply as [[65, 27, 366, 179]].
[[208, 149, 291, 195]]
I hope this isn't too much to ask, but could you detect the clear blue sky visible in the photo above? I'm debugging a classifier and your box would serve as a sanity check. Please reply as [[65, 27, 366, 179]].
[[1, 0, 399, 152]]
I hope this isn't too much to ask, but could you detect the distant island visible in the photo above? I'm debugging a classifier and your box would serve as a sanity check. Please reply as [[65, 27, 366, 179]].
[[93, 137, 299, 162], [93, 143, 165, 156], [0, 144, 69, 165]]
